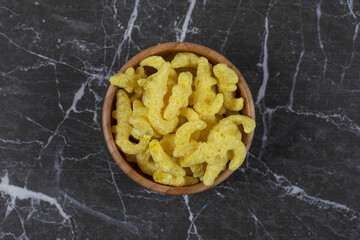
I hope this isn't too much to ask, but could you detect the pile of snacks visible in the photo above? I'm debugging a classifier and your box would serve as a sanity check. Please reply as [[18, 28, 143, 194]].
[[110, 52, 255, 187]]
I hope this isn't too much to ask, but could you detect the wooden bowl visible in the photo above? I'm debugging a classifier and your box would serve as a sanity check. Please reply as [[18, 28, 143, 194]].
[[102, 42, 255, 195]]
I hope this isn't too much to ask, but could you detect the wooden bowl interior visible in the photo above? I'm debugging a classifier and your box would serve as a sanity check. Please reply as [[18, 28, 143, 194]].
[[103, 42, 255, 195]]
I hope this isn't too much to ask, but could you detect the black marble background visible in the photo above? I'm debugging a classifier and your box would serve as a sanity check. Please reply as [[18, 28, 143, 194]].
[[1, 0, 360, 239]]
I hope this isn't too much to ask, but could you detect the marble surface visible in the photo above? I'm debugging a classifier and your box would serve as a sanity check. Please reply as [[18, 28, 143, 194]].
[[1, 0, 360, 239]]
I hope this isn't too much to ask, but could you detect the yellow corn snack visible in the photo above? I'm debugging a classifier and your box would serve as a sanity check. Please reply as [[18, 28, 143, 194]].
[[203, 161, 227, 187], [207, 121, 246, 170], [220, 115, 256, 133], [140, 55, 178, 81], [149, 139, 186, 177], [163, 72, 193, 120], [171, 52, 199, 68], [112, 89, 150, 154], [109, 53, 256, 187], [180, 108, 200, 121], [110, 67, 146, 93], [190, 163, 205, 178], [140, 62, 179, 135], [181, 121, 248, 186], [213, 63, 244, 111], [141, 56, 178, 109], [140, 56, 166, 70], [180, 108, 201, 140], [141, 62, 170, 111], [135, 148, 157, 176], [129, 100, 154, 140], [147, 111, 178, 135], [173, 120, 207, 157], [193, 57, 223, 116], [163, 77, 177, 108]]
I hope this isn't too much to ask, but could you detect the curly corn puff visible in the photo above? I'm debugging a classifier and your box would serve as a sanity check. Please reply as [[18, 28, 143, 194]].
[[149, 139, 186, 177], [141, 61, 170, 111], [207, 121, 246, 169], [213, 63, 244, 111], [110, 53, 255, 187], [140, 56, 178, 81], [140, 61, 178, 135], [220, 114, 256, 134], [173, 120, 207, 157], [110, 67, 146, 93], [171, 52, 199, 68], [111, 89, 150, 154], [135, 148, 157, 176], [203, 161, 227, 186], [180, 108, 200, 121], [140, 56, 178, 109], [147, 111, 178, 136], [193, 57, 224, 116], [129, 99, 154, 140], [181, 116, 255, 186], [164, 72, 193, 120], [190, 163, 205, 178], [180, 108, 201, 140]]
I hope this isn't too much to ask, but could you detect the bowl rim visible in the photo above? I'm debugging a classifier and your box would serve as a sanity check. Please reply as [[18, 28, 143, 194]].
[[102, 42, 255, 195]]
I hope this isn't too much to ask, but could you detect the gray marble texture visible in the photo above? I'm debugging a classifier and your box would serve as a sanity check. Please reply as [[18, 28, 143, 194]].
[[1, 0, 360, 239]]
